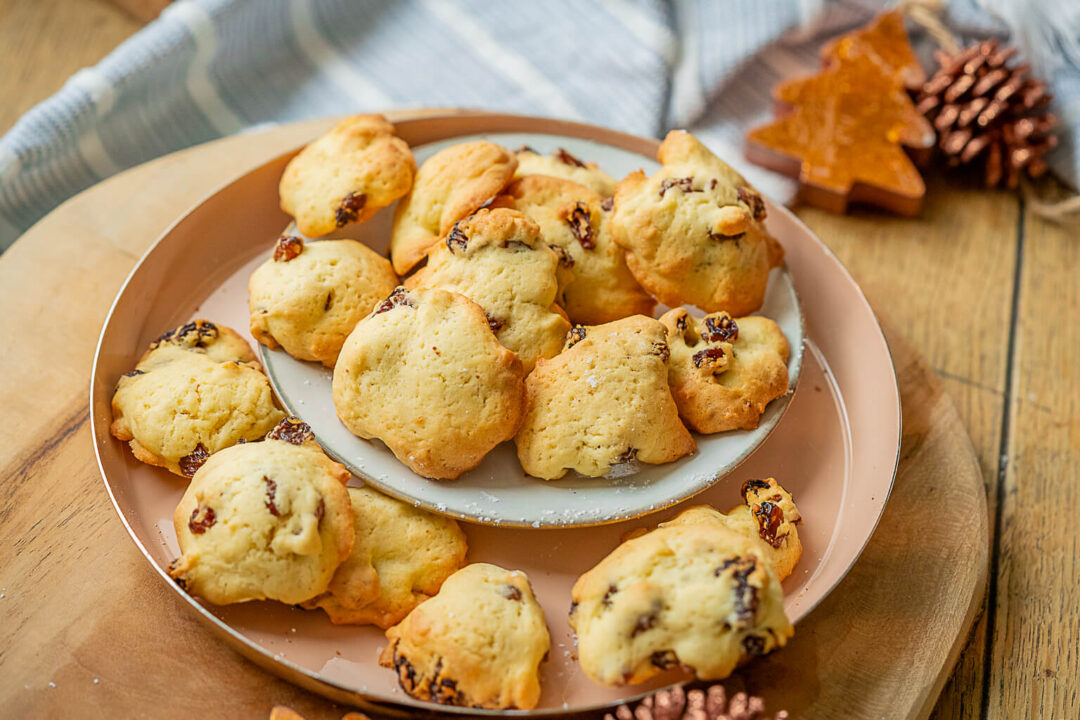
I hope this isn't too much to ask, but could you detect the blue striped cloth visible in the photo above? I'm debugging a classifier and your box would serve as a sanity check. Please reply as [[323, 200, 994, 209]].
[[0, 0, 1075, 251]]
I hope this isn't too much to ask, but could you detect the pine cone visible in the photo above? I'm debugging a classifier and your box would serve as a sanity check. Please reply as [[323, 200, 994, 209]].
[[916, 39, 1057, 188], [604, 684, 787, 720]]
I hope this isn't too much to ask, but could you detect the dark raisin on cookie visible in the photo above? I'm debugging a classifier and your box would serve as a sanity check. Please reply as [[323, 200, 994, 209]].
[[485, 312, 505, 334], [613, 447, 638, 464], [427, 659, 465, 706], [566, 202, 595, 249], [445, 222, 468, 253], [315, 497, 325, 523], [659, 177, 696, 197], [374, 287, 415, 315], [392, 651, 419, 694], [263, 476, 280, 517], [499, 584, 523, 601], [600, 196, 614, 212], [566, 325, 588, 348], [122, 369, 145, 378], [569, 600, 579, 615], [715, 556, 760, 626], [178, 443, 210, 477], [267, 416, 314, 445], [702, 314, 738, 342], [753, 501, 785, 548], [674, 312, 689, 332], [709, 178, 718, 190], [631, 602, 661, 637], [742, 635, 768, 656], [708, 230, 745, 242], [651, 341, 671, 362], [738, 186, 767, 221], [188, 504, 216, 534], [602, 584, 618, 607], [168, 559, 188, 590], [742, 479, 772, 497], [555, 147, 588, 168], [273, 234, 304, 262], [515, 144, 538, 154], [548, 243, 575, 267], [155, 320, 219, 350], [692, 346, 726, 369], [324, 291, 333, 312], [650, 650, 679, 669], [335, 191, 367, 227]]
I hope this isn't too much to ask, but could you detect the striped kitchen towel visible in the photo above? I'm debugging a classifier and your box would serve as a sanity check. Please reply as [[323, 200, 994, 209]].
[[0, 0, 1074, 251]]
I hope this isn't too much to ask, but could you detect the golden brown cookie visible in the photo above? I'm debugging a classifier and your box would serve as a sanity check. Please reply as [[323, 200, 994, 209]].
[[513, 145, 617, 196], [569, 520, 792, 686], [168, 417, 354, 605], [515, 315, 695, 480], [380, 563, 550, 709], [301, 486, 468, 627], [500, 174, 654, 325], [609, 131, 784, 315], [110, 320, 285, 477], [279, 114, 415, 237], [389, 141, 517, 275], [404, 208, 571, 372], [661, 477, 803, 581], [659, 308, 790, 432], [332, 286, 525, 480], [249, 236, 399, 367]]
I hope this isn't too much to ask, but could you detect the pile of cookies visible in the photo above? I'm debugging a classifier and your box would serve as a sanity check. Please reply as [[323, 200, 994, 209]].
[[108, 114, 804, 711]]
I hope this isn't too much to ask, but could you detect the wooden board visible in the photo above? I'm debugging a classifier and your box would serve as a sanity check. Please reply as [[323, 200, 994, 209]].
[[0, 116, 987, 719]]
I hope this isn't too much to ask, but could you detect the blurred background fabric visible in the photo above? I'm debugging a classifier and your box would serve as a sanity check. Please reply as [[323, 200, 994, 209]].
[[0, 0, 1075, 251]]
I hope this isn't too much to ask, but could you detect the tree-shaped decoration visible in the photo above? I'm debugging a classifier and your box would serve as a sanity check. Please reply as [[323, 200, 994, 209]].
[[746, 11, 935, 215]]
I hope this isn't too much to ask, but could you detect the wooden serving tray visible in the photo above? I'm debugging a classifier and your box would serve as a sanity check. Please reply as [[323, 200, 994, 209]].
[[0, 111, 987, 719]]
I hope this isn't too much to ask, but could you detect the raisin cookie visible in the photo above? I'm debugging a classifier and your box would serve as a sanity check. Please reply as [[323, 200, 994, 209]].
[[500, 175, 654, 325], [380, 563, 550, 710], [661, 478, 803, 581], [404, 208, 571, 372], [609, 131, 784, 316], [515, 315, 695, 480], [333, 286, 525, 480], [279, 114, 415, 237], [110, 320, 285, 477], [569, 521, 792, 686], [659, 308, 790, 432], [167, 418, 354, 605], [249, 236, 399, 367], [301, 486, 468, 627], [389, 141, 517, 275], [513, 145, 617, 196]]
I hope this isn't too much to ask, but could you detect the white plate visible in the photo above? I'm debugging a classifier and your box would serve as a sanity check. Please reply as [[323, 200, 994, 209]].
[[260, 132, 804, 528]]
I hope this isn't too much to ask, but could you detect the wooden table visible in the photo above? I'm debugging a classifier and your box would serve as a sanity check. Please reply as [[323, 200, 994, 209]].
[[1, 4, 1077, 718]]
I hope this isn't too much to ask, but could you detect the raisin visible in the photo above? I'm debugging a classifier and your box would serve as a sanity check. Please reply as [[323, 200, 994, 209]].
[[324, 291, 333, 311], [335, 191, 366, 227], [738, 186, 767, 221], [651, 341, 671, 362], [427, 659, 464, 705], [548, 243, 575, 267], [631, 604, 660, 637], [675, 312, 689, 331], [374, 287, 414, 315], [600, 196, 614, 212], [263, 476, 280, 517], [569, 600, 579, 615], [555, 148, 587, 168], [122, 369, 144, 378], [659, 177, 695, 197], [709, 178, 718, 190], [566, 202, 594, 249], [515, 144, 538, 154], [692, 346, 725, 369], [168, 559, 188, 591], [499, 584, 522, 601], [650, 650, 678, 669], [754, 501, 785, 548], [178, 443, 210, 477], [273, 234, 304, 262], [392, 652, 419, 693], [613, 447, 638, 464], [485, 312, 505, 334], [715, 556, 759, 626], [743, 635, 767, 656], [155, 320, 218, 349], [566, 325, 587, 348], [708, 230, 745, 242], [267, 417, 314, 445], [188, 504, 216, 534], [742, 479, 772, 497], [445, 223, 468, 253], [602, 584, 618, 607], [702, 314, 738, 342], [315, 497, 325, 523]]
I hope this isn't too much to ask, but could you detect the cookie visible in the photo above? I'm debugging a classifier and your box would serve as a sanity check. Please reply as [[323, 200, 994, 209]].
[[249, 236, 399, 367], [380, 563, 550, 709], [661, 478, 803, 581], [513, 145, 617, 196], [333, 286, 525, 480], [301, 486, 468, 627], [279, 114, 415, 237], [110, 320, 285, 477], [609, 131, 785, 316], [498, 175, 654, 325], [404, 208, 571, 372], [167, 417, 354, 605], [569, 521, 793, 686], [389, 141, 517, 275], [515, 315, 695, 480], [659, 308, 790, 432]]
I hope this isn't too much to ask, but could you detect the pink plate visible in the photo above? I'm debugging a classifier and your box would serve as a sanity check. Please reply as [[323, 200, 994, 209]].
[[90, 114, 900, 717]]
